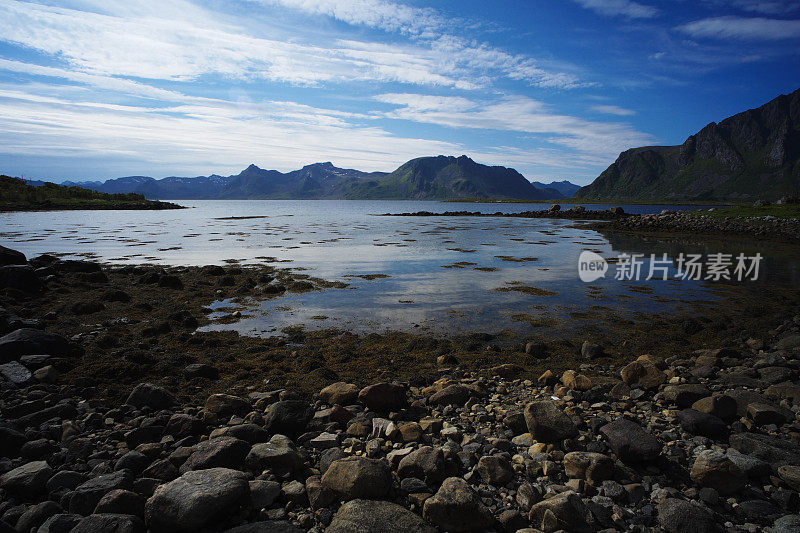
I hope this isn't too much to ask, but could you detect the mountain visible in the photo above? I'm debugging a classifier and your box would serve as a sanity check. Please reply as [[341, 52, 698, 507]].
[[576, 88, 800, 202], [345, 155, 558, 200], [532, 180, 580, 198], [65, 156, 561, 200]]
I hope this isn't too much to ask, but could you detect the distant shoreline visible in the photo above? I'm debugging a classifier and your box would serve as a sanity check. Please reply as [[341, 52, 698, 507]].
[[0, 200, 186, 212]]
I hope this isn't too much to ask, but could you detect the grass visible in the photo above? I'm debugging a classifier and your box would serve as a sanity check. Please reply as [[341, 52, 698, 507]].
[[684, 204, 800, 220]]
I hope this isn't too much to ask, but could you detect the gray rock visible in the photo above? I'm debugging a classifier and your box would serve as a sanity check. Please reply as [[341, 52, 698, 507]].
[[599, 418, 661, 463], [144, 468, 249, 532], [726, 451, 771, 478], [125, 383, 177, 410], [0, 426, 26, 457], [204, 393, 251, 423], [245, 435, 303, 474], [528, 491, 591, 532], [328, 499, 436, 533], [581, 341, 604, 359], [15, 500, 61, 532], [563, 451, 614, 483], [321, 456, 392, 501], [357, 383, 407, 411], [0, 328, 70, 362], [36, 513, 82, 533], [249, 480, 281, 509], [730, 433, 800, 467], [474, 455, 514, 486], [222, 521, 302, 533], [777, 464, 800, 491], [180, 436, 250, 472], [46, 470, 87, 492], [677, 409, 729, 440], [183, 363, 219, 380], [0, 460, 52, 497], [523, 400, 577, 443], [657, 498, 714, 533], [0, 361, 32, 385], [0, 245, 26, 266], [774, 514, 800, 533], [319, 382, 359, 405], [69, 470, 133, 515], [690, 450, 746, 495], [70, 514, 145, 533], [94, 489, 146, 516], [691, 394, 738, 421], [663, 384, 711, 408], [429, 385, 473, 406], [263, 400, 313, 438], [397, 446, 446, 485], [422, 477, 494, 532]]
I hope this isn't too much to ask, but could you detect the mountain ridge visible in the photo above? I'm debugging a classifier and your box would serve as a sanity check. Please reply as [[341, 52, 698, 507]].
[[576, 88, 800, 202], [57, 156, 570, 201]]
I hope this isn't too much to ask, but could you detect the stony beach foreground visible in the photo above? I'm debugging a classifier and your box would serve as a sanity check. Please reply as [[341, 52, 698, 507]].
[[1, 244, 800, 532]]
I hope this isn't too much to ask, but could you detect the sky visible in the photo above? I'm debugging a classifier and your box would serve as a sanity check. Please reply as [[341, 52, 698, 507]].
[[0, 0, 798, 184]]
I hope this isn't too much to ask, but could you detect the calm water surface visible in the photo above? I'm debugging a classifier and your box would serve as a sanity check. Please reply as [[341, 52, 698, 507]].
[[2, 200, 798, 336]]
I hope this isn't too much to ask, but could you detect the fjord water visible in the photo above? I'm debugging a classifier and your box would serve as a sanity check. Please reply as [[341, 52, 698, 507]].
[[2, 200, 798, 336]]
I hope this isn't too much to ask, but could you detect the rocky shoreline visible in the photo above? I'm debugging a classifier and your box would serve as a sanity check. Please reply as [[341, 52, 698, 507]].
[[1, 244, 800, 532], [591, 211, 800, 244], [381, 206, 627, 221]]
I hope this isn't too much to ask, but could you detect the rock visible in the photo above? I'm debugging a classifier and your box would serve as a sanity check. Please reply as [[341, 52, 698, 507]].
[[263, 400, 313, 438], [0, 426, 26, 458], [0, 360, 31, 385], [94, 489, 146, 516], [246, 435, 303, 474], [164, 413, 206, 439], [306, 475, 336, 511], [620, 358, 665, 389], [429, 385, 474, 406], [0, 245, 26, 265], [398, 446, 446, 485], [320, 382, 359, 405], [422, 477, 494, 533], [204, 393, 251, 423], [523, 400, 577, 443], [657, 498, 714, 533], [183, 363, 219, 380], [690, 450, 746, 495], [599, 419, 661, 463], [561, 370, 592, 391], [777, 465, 800, 491], [677, 409, 729, 440], [158, 275, 183, 289], [144, 468, 249, 532], [774, 514, 800, 533], [69, 470, 133, 515], [726, 451, 771, 478], [282, 480, 307, 505], [662, 384, 711, 408], [491, 363, 523, 378], [775, 334, 800, 350], [398, 422, 423, 442], [0, 264, 41, 292], [321, 456, 392, 501], [222, 522, 302, 533], [563, 451, 614, 483], [37, 513, 82, 533], [141, 459, 178, 481], [327, 499, 436, 533], [357, 383, 407, 411], [729, 433, 800, 467], [528, 491, 591, 533], [71, 301, 105, 315], [0, 460, 52, 497], [691, 394, 738, 421], [249, 480, 281, 509], [15, 500, 62, 532], [0, 328, 70, 362], [46, 471, 88, 492], [180, 436, 250, 472], [475, 455, 514, 485], [33, 365, 59, 383], [125, 383, 177, 410], [581, 341, 604, 359], [747, 402, 790, 426], [70, 514, 146, 533], [525, 341, 547, 357]]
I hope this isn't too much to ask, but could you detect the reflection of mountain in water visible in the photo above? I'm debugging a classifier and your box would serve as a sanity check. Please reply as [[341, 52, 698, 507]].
[[596, 228, 800, 286]]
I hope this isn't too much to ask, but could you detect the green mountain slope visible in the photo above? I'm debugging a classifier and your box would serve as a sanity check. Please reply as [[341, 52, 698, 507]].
[[576, 88, 800, 202]]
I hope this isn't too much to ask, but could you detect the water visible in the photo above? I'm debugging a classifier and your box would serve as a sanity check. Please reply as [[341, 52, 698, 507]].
[[2, 200, 798, 336]]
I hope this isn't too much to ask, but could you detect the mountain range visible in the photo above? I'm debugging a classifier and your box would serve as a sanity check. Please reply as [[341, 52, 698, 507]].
[[61, 156, 570, 201], [576, 87, 800, 202]]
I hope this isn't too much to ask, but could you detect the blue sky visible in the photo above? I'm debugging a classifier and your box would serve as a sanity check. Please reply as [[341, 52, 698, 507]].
[[0, 0, 798, 184]]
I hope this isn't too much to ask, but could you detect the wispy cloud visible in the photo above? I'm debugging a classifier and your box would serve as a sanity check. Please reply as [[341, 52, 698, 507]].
[[590, 104, 636, 116], [724, 0, 800, 15], [678, 16, 800, 40], [573, 0, 658, 19]]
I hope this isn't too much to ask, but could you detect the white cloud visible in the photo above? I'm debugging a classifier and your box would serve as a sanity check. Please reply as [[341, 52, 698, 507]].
[[573, 0, 658, 19], [375, 93, 655, 159], [727, 1, 800, 15], [591, 104, 636, 116], [678, 16, 800, 40]]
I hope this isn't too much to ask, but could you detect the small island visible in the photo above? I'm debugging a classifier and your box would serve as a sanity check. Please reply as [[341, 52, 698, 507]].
[[0, 175, 184, 212]]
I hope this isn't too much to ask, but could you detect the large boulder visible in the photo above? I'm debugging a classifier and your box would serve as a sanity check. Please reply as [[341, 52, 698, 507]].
[[263, 400, 313, 438], [144, 468, 249, 532], [125, 383, 177, 410], [358, 383, 407, 411], [0, 328, 71, 362], [657, 498, 715, 533], [327, 499, 436, 533], [320, 382, 359, 405], [474, 455, 514, 486], [599, 419, 661, 463], [528, 491, 591, 532], [0, 460, 52, 497], [523, 400, 577, 443], [397, 446, 446, 485], [422, 477, 494, 532], [690, 450, 746, 495], [0, 245, 26, 266], [180, 436, 250, 473], [321, 456, 392, 501]]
